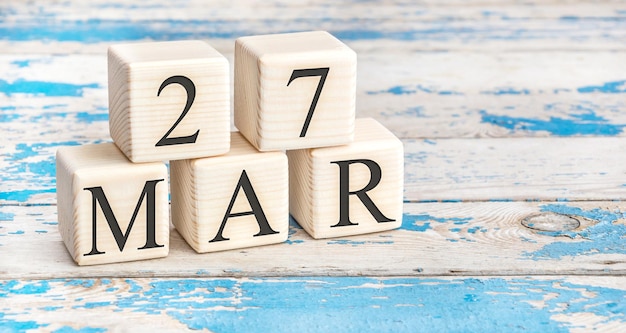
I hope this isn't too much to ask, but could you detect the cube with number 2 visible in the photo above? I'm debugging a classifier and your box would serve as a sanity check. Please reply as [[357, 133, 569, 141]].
[[108, 40, 230, 163], [234, 31, 357, 151]]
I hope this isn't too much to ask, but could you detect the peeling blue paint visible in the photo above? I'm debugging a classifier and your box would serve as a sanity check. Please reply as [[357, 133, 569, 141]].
[[560, 16, 625, 22], [76, 302, 112, 309], [408, 221, 431, 232], [65, 279, 96, 289], [0, 79, 100, 97], [578, 80, 626, 93], [326, 239, 394, 246], [1, 141, 84, 202], [41, 306, 63, 311], [367, 85, 462, 96], [403, 213, 487, 243], [489, 198, 513, 202], [553, 88, 571, 94], [126, 279, 143, 293], [402, 213, 472, 232], [28, 158, 57, 178], [0, 314, 46, 331], [1, 19, 478, 43], [371, 85, 418, 95], [0, 188, 56, 202], [0, 210, 15, 221], [10, 59, 32, 68], [396, 106, 427, 117], [0, 12, 624, 43], [43, 104, 68, 110], [467, 226, 487, 234], [75, 112, 108, 123], [0, 112, 20, 122], [1, 277, 624, 332], [333, 30, 416, 41], [0, 19, 247, 42], [286, 216, 305, 245], [520, 236, 538, 243], [129, 278, 624, 330], [53, 326, 107, 333], [480, 110, 626, 136], [481, 87, 530, 95], [17, 141, 82, 161], [524, 204, 626, 260], [0, 280, 51, 296]]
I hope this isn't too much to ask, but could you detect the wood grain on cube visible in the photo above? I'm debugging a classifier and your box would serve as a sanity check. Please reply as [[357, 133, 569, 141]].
[[170, 132, 289, 253], [288, 118, 404, 239], [234, 31, 356, 151], [108, 40, 230, 163], [55, 143, 169, 266]]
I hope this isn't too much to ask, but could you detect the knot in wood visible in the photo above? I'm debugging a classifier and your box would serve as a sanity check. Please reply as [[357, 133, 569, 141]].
[[521, 212, 580, 232]]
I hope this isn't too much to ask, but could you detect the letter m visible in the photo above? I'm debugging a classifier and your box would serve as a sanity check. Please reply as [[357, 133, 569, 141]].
[[83, 179, 165, 256]]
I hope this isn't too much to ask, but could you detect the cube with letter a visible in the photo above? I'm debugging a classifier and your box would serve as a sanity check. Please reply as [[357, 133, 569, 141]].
[[56, 143, 169, 266], [234, 31, 356, 151], [288, 118, 404, 239], [170, 132, 289, 253], [108, 40, 230, 163]]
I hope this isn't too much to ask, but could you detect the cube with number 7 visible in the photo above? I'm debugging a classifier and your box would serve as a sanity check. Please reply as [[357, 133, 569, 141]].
[[108, 40, 230, 163], [234, 31, 357, 151]]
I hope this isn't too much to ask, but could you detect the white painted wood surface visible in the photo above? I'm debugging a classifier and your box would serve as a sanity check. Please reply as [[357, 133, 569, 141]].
[[404, 137, 626, 202], [1, 200, 626, 278], [1, 0, 625, 331]]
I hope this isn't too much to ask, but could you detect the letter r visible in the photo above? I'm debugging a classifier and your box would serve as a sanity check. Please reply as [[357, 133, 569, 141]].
[[330, 159, 395, 227]]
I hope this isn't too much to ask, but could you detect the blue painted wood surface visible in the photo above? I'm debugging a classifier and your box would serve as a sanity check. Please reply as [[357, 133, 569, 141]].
[[2, 277, 625, 332], [1, 0, 625, 331]]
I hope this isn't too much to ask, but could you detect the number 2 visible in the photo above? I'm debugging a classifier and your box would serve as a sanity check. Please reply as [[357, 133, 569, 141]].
[[155, 75, 199, 147], [287, 67, 329, 137]]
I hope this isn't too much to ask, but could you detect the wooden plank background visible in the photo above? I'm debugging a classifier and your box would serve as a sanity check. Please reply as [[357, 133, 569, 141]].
[[1, 0, 625, 331]]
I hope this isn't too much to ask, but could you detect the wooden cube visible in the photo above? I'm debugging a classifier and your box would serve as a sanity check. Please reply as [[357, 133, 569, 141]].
[[56, 143, 169, 266], [170, 132, 289, 253], [108, 40, 230, 163], [234, 31, 356, 151], [288, 118, 403, 239]]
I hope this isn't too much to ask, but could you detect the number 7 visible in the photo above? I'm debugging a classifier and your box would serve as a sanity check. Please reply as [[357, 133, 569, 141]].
[[287, 67, 329, 137]]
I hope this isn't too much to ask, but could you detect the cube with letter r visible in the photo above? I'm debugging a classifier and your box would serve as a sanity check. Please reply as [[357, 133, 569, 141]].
[[56, 143, 169, 266], [288, 118, 404, 239]]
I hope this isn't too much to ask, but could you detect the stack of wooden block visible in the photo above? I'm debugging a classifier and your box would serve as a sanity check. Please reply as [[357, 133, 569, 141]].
[[55, 31, 404, 266]]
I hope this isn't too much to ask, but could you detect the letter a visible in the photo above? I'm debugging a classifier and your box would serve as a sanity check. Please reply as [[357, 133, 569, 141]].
[[210, 170, 278, 242], [330, 159, 395, 227]]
